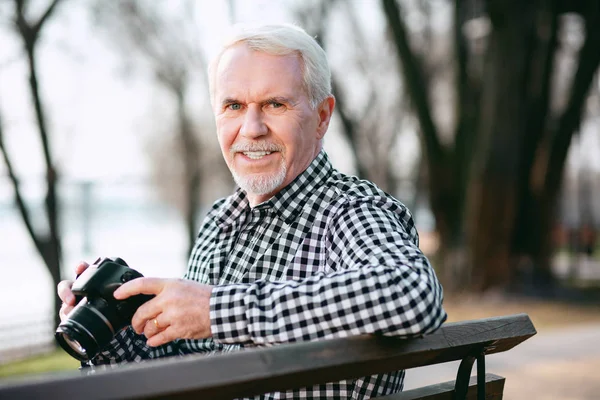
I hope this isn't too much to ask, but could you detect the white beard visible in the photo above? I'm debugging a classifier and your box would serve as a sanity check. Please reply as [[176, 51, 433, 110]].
[[232, 160, 287, 196]]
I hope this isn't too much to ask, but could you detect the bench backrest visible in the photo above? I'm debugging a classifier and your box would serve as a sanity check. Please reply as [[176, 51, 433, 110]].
[[0, 313, 536, 399]]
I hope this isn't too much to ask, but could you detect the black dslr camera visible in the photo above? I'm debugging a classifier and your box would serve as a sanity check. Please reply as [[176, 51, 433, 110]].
[[55, 257, 153, 362]]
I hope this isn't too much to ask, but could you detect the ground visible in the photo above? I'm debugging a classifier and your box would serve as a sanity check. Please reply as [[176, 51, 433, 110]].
[[405, 294, 600, 400], [500, 358, 600, 400]]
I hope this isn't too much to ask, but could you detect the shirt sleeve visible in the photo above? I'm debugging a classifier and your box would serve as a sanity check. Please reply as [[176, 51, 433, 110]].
[[210, 196, 447, 345], [84, 326, 181, 367]]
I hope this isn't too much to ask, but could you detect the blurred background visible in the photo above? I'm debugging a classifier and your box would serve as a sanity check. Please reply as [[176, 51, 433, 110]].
[[0, 0, 599, 398]]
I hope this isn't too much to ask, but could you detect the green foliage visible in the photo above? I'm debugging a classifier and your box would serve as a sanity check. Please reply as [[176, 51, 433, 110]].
[[0, 350, 79, 379]]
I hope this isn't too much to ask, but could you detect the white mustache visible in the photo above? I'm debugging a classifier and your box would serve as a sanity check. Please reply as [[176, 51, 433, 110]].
[[230, 143, 283, 153]]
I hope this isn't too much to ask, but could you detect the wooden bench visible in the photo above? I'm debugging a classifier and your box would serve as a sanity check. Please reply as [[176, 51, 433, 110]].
[[0, 313, 536, 399]]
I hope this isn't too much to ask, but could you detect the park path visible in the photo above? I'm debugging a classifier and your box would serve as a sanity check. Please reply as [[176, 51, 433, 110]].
[[404, 323, 600, 399]]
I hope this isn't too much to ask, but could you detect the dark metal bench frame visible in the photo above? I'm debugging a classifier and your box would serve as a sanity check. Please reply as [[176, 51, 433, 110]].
[[0, 313, 536, 399]]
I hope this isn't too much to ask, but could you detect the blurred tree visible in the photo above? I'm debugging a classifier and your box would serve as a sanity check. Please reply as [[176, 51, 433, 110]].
[[382, 0, 600, 292], [91, 0, 230, 254], [295, 0, 410, 197], [0, 0, 64, 330]]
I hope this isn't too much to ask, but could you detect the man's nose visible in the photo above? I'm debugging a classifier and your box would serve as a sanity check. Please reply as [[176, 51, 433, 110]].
[[240, 106, 268, 138]]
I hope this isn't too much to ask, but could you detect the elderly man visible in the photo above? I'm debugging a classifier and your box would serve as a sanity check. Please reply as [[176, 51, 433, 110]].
[[58, 23, 446, 399]]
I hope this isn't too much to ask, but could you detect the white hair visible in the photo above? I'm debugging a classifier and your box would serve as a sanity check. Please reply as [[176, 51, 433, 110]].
[[208, 23, 332, 109]]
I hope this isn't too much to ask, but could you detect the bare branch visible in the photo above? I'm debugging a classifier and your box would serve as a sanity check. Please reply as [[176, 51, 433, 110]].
[[14, 0, 33, 46], [455, 0, 468, 74], [13, 0, 25, 16], [453, 0, 469, 136], [381, 0, 444, 162], [330, 76, 368, 178], [13, 0, 63, 46], [544, 3, 600, 199], [34, 0, 62, 34], [522, 0, 559, 196], [0, 112, 42, 254]]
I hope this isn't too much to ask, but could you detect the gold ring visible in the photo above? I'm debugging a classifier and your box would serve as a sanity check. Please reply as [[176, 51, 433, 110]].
[[153, 318, 159, 329]]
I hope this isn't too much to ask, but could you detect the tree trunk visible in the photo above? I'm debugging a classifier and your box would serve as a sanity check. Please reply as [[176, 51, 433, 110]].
[[510, 1, 559, 291], [25, 40, 63, 333], [176, 91, 201, 255], [467, 0, 538, 291], [530, 196, 556, 286], [40, 239, 62, 331], [427, 158, 467, 290]]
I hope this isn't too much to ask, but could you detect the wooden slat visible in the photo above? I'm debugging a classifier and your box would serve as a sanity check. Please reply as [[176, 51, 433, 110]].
[[374, 373, 505, 400], [0, 314, 535, 400]]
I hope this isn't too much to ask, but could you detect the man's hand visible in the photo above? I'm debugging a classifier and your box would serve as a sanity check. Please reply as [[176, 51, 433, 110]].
[[57, 261, 93, 322], [113, 278, 213, 347]]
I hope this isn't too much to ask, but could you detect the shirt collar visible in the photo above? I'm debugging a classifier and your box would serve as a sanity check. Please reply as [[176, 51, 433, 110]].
[[266, 149, 332, 223], [215, 149, 333, 228], [215, 187, 250, 229]]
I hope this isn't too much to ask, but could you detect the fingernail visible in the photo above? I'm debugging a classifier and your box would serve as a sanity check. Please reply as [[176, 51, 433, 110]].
[[67, 294, 75, 304]]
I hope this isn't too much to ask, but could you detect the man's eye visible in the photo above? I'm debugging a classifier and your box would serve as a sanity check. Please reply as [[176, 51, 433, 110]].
[[269, 102, 283, 108], [228, 103, 241, 111]]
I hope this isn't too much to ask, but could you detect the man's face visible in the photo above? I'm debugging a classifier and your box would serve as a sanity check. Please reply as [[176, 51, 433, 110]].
[[213, 44, 333, 206]]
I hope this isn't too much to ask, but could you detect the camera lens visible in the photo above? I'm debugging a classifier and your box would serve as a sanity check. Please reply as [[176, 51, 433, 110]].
[[55, 323, 98, 362], [63, 336, 86, 356], [55, 298, 117, 362], [56, 329, 87, 358]]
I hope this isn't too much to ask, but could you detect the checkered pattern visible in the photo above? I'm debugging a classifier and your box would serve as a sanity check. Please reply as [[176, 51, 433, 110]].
[[85, 150, 447, 399]]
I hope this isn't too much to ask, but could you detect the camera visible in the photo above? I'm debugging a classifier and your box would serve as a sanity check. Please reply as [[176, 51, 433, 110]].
[[55, 257, 153, 362]]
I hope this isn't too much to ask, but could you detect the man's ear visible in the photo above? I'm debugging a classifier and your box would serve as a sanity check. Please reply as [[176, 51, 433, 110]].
[[316, 96, 335, 139]]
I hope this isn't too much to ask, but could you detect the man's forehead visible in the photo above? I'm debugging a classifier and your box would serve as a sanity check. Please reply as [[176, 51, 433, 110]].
[[218, 46, 301, 75], [214, 45, 305, 99]]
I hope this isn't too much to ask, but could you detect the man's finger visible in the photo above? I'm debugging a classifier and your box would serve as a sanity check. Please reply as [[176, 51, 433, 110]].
[[57, 280, 75, 305], [142, 318, 165, 339], [114, 277, 165, 300], [75, 261, 89, 276], [146, 326, 175, 347], [59, 303, 71, 321], [142, 320, 156, 339], [130, 299, 161, 333]]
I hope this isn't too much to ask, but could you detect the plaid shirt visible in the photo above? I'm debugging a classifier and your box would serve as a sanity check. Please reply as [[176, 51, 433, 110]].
[[87, 150, 447, 399]]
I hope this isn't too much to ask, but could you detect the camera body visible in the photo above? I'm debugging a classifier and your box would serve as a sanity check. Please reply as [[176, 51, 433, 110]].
[[55, 257, 153, 362]]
